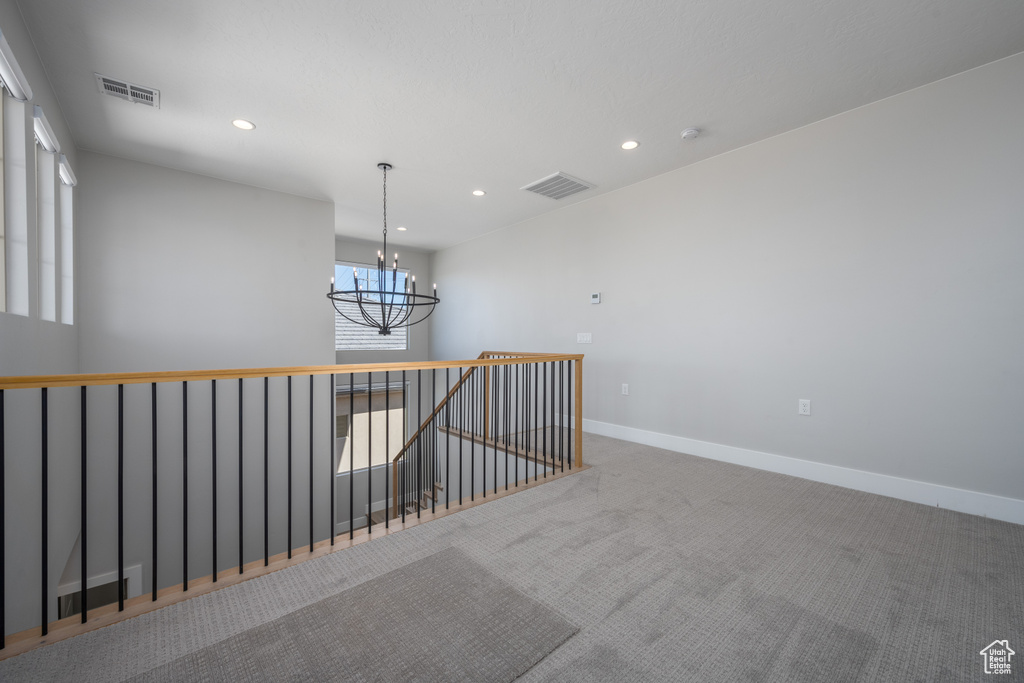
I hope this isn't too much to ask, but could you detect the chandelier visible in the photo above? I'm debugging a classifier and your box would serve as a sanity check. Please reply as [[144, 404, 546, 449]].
[[327, 163, 439, 335]]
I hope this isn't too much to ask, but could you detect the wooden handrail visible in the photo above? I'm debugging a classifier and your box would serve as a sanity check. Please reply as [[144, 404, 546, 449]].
[[0, 353, 584, 390]]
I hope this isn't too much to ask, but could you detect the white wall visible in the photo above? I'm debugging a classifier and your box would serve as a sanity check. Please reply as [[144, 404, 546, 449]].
[[431, 53, 1024, 519]]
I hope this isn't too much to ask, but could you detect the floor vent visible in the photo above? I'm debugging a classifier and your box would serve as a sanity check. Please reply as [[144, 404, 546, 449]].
[[521, 172, 594, 200], [95, 73, 161, 108]]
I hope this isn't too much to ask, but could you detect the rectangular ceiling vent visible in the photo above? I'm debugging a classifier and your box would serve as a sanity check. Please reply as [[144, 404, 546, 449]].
[[94, 73, 160, 108], [521, 172, 594, 200]]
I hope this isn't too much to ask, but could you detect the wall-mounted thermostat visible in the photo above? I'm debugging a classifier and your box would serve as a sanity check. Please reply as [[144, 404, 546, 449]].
[[591, 292, 601, 304]]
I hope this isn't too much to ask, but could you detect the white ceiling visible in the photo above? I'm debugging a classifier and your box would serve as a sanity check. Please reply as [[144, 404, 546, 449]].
[[16, 0, 1024, 251]]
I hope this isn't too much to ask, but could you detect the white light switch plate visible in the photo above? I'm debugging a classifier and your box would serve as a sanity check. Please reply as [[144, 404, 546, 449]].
[[577, 333, 592, 344]]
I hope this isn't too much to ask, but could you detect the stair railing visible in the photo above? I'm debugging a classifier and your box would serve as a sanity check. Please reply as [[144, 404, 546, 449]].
[[0, 353, 582, 658], [390, 352, 580, 519]]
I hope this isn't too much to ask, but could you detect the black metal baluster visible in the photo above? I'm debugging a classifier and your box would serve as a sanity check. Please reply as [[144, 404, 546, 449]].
[[385, 371, 390, 529], [287, 376, 293, 558], [443, 368, 449, 515], [492, 364, 498, 494], [504, 364, 510, 491], [401, 371, 406, 524], [542, 363, 548, 478], [560, 361, 565, 472], [268, 376, 272, 565], [466, 367, 472, 505], [416, 370, 422, 519], [41, 388, 49, 633], [330, 373, 335, 546], [526, 362, 531, 476], [182, 382, 188, 592], [118, 385, 125, 608], [568, 360, 574, 470], [80, 386, 88, 621], [536, 366, 544, 483], [515, 363, 520, 487], [349, 373, 354, 539], [0, 389, 4, 648], [152, 383, 158, 599], [367, 373, 372, 533], [458, 366, 465, 503], [211, 381, 218, 583], [309, 375, 314, 552], [237, 378, 243, 575]]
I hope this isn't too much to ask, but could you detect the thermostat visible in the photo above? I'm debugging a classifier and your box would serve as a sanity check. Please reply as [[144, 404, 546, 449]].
[[591, 292, 601, 304]]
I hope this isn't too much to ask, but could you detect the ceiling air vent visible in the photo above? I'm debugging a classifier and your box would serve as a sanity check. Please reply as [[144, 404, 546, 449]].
[[521, 172, 594, 200], [94, 73, 160, 108]]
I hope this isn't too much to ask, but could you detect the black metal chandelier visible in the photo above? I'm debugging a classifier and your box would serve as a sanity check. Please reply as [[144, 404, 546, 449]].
[[327, 163, 439, 335]]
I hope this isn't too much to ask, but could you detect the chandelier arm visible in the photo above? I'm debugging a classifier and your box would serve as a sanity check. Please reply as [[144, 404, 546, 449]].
[[391, 301, 438, 329], [377, 266, 389, 333], [391, 299, 415, 328], [388, 295, 439, 328]]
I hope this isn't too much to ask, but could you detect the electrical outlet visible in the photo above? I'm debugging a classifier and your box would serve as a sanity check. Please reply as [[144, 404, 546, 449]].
[[798, 399, 811, 416], [622, 384, 629, 395], [577, 333, 592, 344]]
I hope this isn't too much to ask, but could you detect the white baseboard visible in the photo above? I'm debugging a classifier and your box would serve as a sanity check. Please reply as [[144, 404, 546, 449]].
[[583, 419, 1024, 526]]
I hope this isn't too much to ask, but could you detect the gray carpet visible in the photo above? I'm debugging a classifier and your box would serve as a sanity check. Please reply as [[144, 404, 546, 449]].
[[126, 547, 576, 682], [2, 433, 1022, 682]]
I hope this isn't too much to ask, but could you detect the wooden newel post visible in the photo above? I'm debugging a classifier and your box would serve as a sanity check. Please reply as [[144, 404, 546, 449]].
[[574, 356, 583, 468]]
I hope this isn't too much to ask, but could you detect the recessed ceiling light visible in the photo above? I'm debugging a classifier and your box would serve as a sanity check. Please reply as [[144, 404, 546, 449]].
[[232, 119, 255, 130], [397, 226, 407, 231], [621, 140, 640, 150], [472, 190, 486, 196]]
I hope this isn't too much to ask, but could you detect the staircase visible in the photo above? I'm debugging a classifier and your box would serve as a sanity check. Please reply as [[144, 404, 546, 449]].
[[368, 482, 443, 526]]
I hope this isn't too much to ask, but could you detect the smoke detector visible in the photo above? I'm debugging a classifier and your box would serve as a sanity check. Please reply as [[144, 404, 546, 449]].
[[681, 128, 701, 140], [95, 73, 160, 108], [521, 172, 594, 200]]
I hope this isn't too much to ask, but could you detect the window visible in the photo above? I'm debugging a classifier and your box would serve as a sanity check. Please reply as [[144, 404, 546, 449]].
[[59, 178, 73, 324], [334, 261, 409, 351], [335, 384, 407, 473], [36, 135, 57, 322], [3, 91, 29, 317]]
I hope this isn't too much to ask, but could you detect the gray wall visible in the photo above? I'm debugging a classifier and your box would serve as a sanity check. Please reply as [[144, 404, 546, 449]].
[[430, 53, 1024, 506], [78, 151, 336, 372]]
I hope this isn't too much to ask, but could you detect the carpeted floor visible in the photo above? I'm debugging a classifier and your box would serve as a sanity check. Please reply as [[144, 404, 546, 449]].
[[128, 547, 577, 683], [2, 432, 1022, 681]]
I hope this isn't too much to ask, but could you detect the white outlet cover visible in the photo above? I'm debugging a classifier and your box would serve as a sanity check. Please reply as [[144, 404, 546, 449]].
[[798, 399, 811, 415]]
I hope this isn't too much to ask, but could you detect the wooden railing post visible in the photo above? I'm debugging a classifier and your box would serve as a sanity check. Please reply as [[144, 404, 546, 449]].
[[574, 357, 583, 468]]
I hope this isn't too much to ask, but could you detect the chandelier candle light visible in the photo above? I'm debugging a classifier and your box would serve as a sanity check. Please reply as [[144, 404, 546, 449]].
[[327, 163, 439, 335]]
